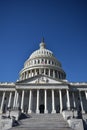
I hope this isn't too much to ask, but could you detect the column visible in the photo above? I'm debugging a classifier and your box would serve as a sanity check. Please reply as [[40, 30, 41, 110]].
[[85, 91, 87, 100], [30, 70, 32, 77], [79, 91, 84, 112], [49, 69, 50, 77], [13, 91, 16, 108], [72, 92, 76, 108], [44, 69, 46, 75], [15, 92, 19, 108], [1, 92, 5, 111], [57, 71, 59, 78], [51, 90, 56, 113], [24, 73, 25, 79], [8, 92, 12, 108], [28, 90, 32, 113], [44, 89, 48, 113], [36, 90, 40, 113], [66, 89, 70, 110], [26, 71, 28, 78], [59, 90, 63, 113], [53, 70, 55, 78], [35, 69, 37, 75], [39, 69, 41, 74], [21, 90, 24, 112]]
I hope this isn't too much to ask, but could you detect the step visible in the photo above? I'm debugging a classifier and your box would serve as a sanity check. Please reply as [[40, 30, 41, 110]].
[[9, 114, 73, 130]]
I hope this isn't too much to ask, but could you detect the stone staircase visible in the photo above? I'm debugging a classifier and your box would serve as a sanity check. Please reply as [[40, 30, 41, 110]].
[[9, 113, 73, 130]]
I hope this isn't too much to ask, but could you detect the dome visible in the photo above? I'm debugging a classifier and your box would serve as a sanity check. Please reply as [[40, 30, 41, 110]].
[[29, 42, 56, 60], [19, 40, 66, 81]]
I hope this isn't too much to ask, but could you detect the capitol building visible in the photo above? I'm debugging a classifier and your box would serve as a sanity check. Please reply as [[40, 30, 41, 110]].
[[0, 40, 87, 115]]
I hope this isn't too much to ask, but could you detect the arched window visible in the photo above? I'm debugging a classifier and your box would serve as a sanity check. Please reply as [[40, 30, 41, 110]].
[[38, 59, 40, 64], [49, 60, 50, 64], [34, 60, 36, 64], [52, 61, 54, 65], [45, 59, 47, 64]]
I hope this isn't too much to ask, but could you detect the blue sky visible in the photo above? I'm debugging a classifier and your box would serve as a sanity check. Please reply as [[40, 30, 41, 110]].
[[0, 0, 87, 82]]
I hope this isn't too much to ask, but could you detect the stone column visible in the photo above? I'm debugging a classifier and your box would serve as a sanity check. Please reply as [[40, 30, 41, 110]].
[[39, 69, 41, 74], [28, 90, 32, 113], [44, 89, 48, 113], [26, 71, 28, 78], [36, 90, 40, 113], [57, 71, 59, 78], [21, 90, 24, 112], [51, 90, 56, 113], [35, 69, 37, 75], [85, 91, 87, 100], [72, 92, 76, 108], [13, 91, 19, 109], [24, 72, 25, 79], [15, 92, 19, 108], [13, 91, 17, 108], [79, 91, 84, 112], [30, 70, 32, 77], [66, 89, 70, 110], [59, 90, 63, 113], [8, 92, 12, 108], [53, 70, 55, 78], [49, 69, 50, 77], [44, 69, 46, 75], [1, 92, 5, 111]]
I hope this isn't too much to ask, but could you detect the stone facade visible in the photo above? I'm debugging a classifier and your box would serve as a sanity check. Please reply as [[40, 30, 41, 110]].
[[0, 40, 87, 114]]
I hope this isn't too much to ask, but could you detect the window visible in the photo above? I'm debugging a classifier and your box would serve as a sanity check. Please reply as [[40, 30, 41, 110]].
[[34, 60, 36, 64], [49, 60, 50, 64], [38, 59, 40, 64]]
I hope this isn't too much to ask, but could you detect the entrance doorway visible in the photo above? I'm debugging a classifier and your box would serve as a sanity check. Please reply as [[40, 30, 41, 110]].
[[39, 104, 44, 113]]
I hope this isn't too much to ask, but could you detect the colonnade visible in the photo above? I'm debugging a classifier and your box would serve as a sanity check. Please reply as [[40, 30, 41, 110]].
[[20, 68, 65, 80], [0, 89, 87, 114]]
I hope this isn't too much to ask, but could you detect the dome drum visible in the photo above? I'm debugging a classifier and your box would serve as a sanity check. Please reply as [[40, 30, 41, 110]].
[[20, 68, 66, 81], [24, 57, 61, 68]]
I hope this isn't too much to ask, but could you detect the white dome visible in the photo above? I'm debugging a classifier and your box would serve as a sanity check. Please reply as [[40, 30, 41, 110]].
[[19, 40, 66, 80], [29, 42, 56, 60]]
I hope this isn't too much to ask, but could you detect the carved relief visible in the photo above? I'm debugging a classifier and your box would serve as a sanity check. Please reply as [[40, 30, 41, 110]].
[[35, 77, 49, 84]]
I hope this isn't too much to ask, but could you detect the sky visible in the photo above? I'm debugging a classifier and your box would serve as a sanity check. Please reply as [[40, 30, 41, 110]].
[[0, 0, 87, 82]]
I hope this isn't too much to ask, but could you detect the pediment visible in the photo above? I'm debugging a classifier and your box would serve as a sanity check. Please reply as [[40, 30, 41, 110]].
[[16, 75, 66, 84]]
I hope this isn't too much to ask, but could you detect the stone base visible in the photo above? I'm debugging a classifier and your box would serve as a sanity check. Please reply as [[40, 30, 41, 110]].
[[21, 109, 24, 113], [36, 110, 40, 114], [51, 110, 56, 114], [68, 118, 84, 130], [10, 110, 20, 120], [62, 110, 77, 120], [0, 118, 13, 130], [28, 110, 32, 114], [0, 109, 2, 114], [44, 110, 48, 114]]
